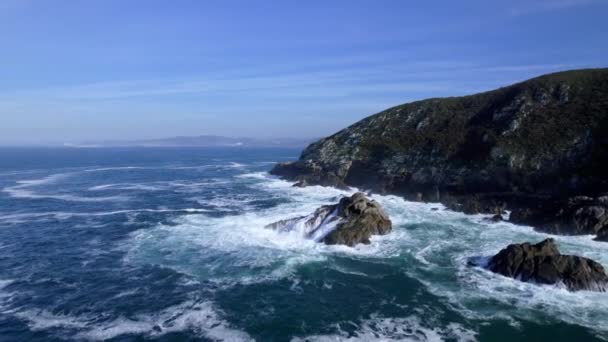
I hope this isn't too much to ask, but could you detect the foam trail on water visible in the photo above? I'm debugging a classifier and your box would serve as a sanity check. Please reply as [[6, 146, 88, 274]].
[[84, 166, 145, 172], [88, 183, 165, 191], [3, 173, 130, 202], [0, 279, 14, 290], [0, 208, 211, 224], [291, 314, 477, 342], [228, 162, 246, 168], [14, 301, 253, 341]]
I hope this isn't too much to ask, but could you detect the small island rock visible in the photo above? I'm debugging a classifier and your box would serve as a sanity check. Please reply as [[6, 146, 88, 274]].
[[487, 238, 608, 292], [266, 192, 392, 246]]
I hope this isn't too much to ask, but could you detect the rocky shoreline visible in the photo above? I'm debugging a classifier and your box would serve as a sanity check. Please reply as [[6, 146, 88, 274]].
[[267, 192, 608, 292], [271, 69, 608, 240], [269, 68, 608, 292]]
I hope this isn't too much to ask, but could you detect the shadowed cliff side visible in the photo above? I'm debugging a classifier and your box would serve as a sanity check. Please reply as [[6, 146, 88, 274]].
[[271, 68, 608, 238]]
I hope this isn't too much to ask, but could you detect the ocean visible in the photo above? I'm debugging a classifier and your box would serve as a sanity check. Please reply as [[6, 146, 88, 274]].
[[0, 147, 606, 341]]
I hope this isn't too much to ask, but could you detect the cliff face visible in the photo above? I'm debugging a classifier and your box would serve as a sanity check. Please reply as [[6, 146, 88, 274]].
[[271, 69, 608, 236]]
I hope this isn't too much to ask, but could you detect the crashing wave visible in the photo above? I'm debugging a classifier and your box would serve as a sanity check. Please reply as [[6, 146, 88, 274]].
[[266, 192, 392, 246]]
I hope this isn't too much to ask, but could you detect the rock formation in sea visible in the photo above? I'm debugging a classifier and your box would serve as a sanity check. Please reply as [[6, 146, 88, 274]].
[[510, 195, 608, 239], [486, 238, 608, 292], [265, 192, 392, 246], [270, 68, 608, 239]]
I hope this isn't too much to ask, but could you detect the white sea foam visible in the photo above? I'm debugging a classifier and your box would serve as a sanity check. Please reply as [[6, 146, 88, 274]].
[[253, 161, 279, 165], [379, 196, 608, 335], [291, 314, 477, 342], [0, 279, 14, 290], [199, 195, 258, 211], [15, 301, 253, 341], [88, 183, 165, 191], [84, 166, 145, 172], [228, 162, 246, 168], [236, 171, 269, 180], [271, 206, 342, 242], [124, 174, 401, 288], [166, 162, 248, 171], [85, 165, 234, 173], [3, 173, 130, 202], [0, 208, 211, 224], [167, 165, 215, 170], [124, 210, 329, 286], [88, 180, 226, 193], [123, 170, 608, 337], [0, 279, 18, 316], [0, 169, 52, 177]]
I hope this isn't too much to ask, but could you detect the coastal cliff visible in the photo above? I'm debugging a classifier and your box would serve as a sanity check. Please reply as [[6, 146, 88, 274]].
[[271, 69, 608, 238]]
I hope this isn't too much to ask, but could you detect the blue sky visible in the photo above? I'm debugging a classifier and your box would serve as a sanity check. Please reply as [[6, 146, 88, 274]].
[[0, 0, 607, 144]]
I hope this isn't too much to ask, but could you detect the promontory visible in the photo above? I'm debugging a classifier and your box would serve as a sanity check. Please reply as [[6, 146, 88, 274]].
[[271, 69, 608, 239]]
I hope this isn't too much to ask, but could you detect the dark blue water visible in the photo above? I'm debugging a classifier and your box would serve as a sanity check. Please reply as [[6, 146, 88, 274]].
[[0, 147, 606, 341]]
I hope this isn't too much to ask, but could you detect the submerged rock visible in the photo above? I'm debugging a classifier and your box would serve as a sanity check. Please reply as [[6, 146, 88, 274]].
[[487, 238, 608, 292], [265, 192, 392, 246]]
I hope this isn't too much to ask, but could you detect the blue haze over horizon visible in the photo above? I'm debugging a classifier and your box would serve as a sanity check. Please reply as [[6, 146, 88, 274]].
[[0, 0, 607, 145]]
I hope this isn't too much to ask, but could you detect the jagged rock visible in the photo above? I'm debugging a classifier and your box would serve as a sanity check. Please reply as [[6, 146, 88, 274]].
[[487, 238, 608, 291], [270, 160, 349, 189], [292, 180, 308, 187], [595, 228, 608, 242], [265, 192, 392, 246], [484, 214, 503, 223], [443, 195, 506, 215], [270, 69, 608, 239], [510, 196, 608, 235]]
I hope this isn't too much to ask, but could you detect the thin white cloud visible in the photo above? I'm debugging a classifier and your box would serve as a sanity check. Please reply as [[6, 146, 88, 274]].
[[0, 61, 586, 102], [0, 62, 464, 101], [0, 60, 599, 144]]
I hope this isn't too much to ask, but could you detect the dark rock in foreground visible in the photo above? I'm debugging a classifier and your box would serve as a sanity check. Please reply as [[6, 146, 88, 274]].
[[487, 238, 608, 292], [270, 68, 608, 239], [265, 192, 392, 246]]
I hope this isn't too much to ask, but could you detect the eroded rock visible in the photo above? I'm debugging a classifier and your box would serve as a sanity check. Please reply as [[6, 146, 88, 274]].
[[265, 192, 392, 246], [595, 228, 608, 242], [510, 196, 608, 236], [487, 238, 608, 291]]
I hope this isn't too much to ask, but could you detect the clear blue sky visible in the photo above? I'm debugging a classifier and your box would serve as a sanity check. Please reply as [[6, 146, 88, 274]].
[[1, 0, 607, 145]]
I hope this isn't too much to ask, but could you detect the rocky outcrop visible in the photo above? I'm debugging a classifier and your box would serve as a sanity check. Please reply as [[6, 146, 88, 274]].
[[265, 192, 392, 246], [486, 239, 608, 291], [271, 160, 351, 189], [510, 195, 608, 237], [596, 228, 608, 242], [271, 69, 608, 238]]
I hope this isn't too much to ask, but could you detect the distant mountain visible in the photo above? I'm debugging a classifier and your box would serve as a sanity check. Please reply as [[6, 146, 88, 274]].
[[71, 135, 315, 148]]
